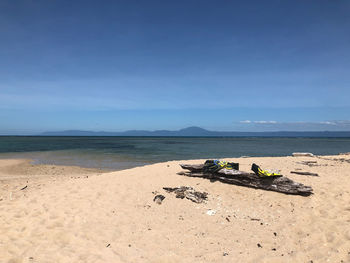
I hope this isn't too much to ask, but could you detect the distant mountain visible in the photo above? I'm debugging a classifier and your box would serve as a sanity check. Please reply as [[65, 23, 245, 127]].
[[39, 127, 211, 136], [40, 127, 350, 137]]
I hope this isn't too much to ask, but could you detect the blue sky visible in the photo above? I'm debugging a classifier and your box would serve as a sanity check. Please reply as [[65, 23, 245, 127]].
[[1, 0, 349, 134]]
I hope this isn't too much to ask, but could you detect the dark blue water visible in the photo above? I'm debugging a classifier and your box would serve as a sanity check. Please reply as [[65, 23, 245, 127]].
[[0, 136, 349, 170]]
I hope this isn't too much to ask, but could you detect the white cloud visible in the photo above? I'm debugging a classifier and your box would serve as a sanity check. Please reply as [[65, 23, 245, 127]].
[[254, 120, 278, 124], [240, 120, 251, 123], [331, 120, 350, 125], [238, 120, 350, 127], [318, 121, 336, 125], [239, 120, 278, 124]]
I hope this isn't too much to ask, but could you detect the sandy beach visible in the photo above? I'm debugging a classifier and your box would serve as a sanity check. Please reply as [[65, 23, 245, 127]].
[[0, 155, 349, 263]]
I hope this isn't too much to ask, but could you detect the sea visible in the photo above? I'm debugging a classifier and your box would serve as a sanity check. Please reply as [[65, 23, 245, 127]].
[[0, 136, 349, 170]]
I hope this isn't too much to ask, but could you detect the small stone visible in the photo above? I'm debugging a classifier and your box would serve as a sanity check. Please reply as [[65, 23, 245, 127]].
[[153, 195, 165, 205], [206, 210, 216, 216]]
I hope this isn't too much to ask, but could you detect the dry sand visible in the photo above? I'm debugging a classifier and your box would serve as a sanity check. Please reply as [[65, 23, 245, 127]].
[[0, 155, 349, 263]]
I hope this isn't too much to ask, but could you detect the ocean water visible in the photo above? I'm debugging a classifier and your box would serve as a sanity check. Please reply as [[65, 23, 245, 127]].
[[0, 136, 349, 170]]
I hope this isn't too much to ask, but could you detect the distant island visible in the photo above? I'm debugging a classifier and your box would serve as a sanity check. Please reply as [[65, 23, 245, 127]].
[[40, 126, 350, 137]]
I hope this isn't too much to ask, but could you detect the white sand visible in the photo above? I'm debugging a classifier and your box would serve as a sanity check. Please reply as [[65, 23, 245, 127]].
[[0, 155, 349, 263]]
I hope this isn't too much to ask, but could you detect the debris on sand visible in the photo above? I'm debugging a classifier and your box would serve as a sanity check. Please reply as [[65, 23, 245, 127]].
[[163, 186, 208, 203], [153, 195, 165, 205]]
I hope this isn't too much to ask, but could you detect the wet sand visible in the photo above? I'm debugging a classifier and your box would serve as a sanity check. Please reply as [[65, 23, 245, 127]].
[[0, 155, 349, 262]]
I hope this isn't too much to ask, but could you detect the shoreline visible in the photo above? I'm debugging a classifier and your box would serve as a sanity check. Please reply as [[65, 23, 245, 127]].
[[0, 158, 110, 181], [1, 136, 350, 171], [1, 155, 350, 262], [0, 153, 348, 178]]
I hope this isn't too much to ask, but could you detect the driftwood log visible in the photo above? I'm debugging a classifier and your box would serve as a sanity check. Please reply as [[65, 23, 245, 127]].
[[291, 171, 319, 176], [292, 152, 314, 157], [297, 161, 318, 166], [179, 164, 313, 196]]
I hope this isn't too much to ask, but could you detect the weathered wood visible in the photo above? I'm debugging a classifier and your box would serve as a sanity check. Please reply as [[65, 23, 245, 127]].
[[180, 164, 205, 172], [163, 186, 208, 203], [179, 164, 313, 196], [292, 152, 314, 157], [180, 164, 250, 177], [290, 171, 319, 176], [297, 161, 318, 166]]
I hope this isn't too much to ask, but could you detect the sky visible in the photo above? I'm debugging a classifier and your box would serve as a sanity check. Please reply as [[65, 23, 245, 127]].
[[0, 0, 350, 134]]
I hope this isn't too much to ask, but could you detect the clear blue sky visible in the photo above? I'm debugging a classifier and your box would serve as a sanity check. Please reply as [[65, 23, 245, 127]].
[[1, 0, 349, 134]]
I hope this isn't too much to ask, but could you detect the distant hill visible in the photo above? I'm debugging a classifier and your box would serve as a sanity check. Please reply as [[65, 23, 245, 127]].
[[40, 126, 350, 137]]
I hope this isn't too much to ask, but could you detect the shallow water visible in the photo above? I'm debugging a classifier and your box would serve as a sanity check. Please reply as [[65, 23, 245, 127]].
[[0, 136, 349, 170]]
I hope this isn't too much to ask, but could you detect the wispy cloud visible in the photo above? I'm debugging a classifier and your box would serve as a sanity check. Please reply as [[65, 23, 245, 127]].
[[319, 121, 336, 125], [237, 120, 350, 131], [239, 120, 348, 126], [253, 120, 278, 124], [239, 120, 278, 124]]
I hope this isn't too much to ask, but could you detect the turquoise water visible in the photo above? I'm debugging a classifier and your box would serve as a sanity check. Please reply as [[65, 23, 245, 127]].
[[0, 136, 349, 170]]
